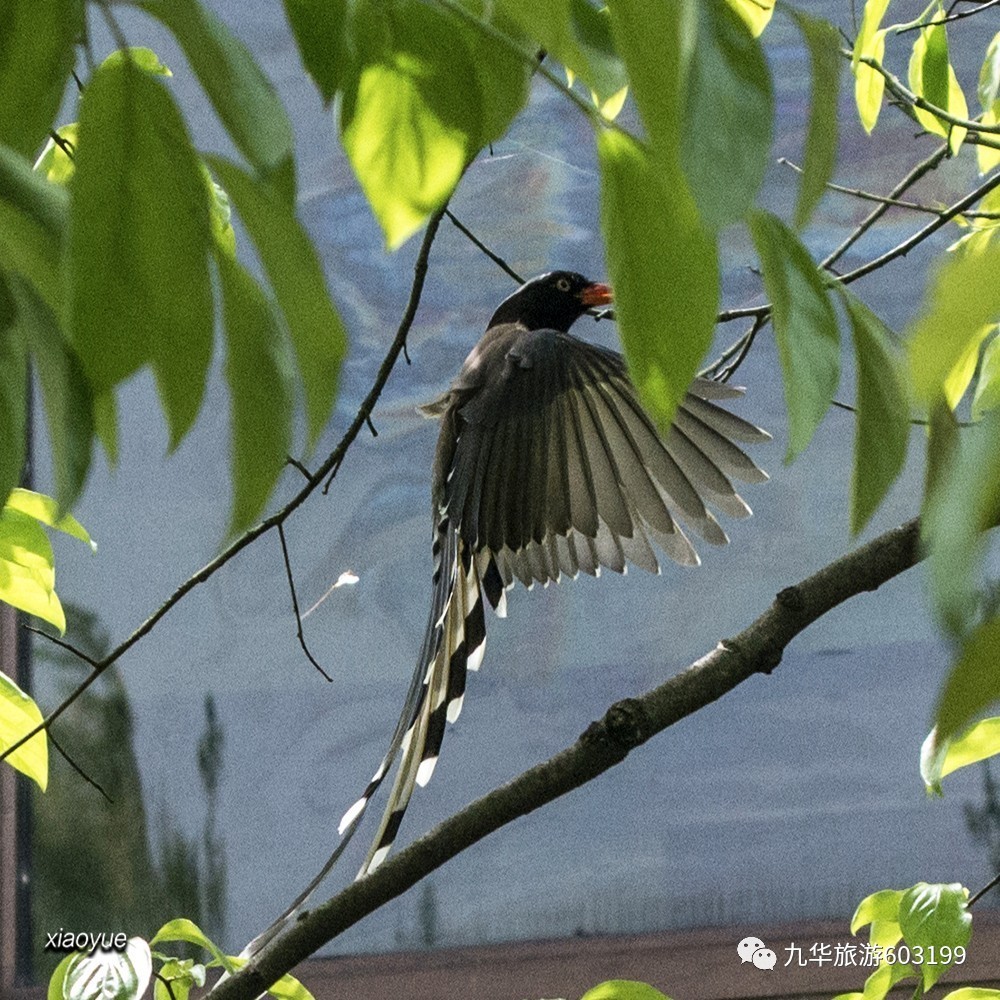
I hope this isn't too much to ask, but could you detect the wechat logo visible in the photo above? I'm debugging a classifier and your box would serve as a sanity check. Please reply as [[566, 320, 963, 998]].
[[738, 936, 777, 970]]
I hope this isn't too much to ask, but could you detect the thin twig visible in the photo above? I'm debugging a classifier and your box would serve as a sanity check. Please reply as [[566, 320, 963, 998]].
[[968, 870, 1000, 907], [277, 524, 333, 682], [894, 0, 1000, 32], [22, 624, 99, 668], [211, 520, 923, 1000], [1, 206, 450, 767], [48, 731, 113, 803], [445, 210, 525, 284], [285, 457, 312, 481]]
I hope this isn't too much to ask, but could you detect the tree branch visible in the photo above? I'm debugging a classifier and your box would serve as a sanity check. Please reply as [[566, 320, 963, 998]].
[[210, 519, 922, 1000]]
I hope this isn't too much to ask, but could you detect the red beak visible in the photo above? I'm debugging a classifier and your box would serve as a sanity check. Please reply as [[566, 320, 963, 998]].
[[579, 282, 613, 307]]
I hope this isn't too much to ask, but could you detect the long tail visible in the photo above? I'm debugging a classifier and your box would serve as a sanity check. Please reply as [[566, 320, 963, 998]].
[[244, 517, 487, 956]]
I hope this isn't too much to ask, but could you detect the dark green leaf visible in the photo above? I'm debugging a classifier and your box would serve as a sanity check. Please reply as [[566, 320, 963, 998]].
[[69, 61, 213, 448], [0, 0, 83, 158], [607, 2, 687, 162], [282, 0, 348, 103], [937, 616, 1000, 742], [682, 0, 773, 230], [218, 253, 293, 534], [0, 140, 67, 312], [0, 298, 26, 503], [841, 292, 909, 534], [205, 156, 346, 450], [749, 211, 839, 460], [500, 0, 626, 100], [597, 129, 719, 430], [788, 10, 840, 230], [139, 0, 295, 200], [898, 883, 971, 989], [919, 20, 950, 114], [923, 408, 1000, 635], [9, 275, 92, 511]]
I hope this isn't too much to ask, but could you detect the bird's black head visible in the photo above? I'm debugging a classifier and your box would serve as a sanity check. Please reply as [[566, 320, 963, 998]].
[[486, 271, 613, 332]]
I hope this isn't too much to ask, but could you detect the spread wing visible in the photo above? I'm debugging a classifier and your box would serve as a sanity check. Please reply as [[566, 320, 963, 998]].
[[442, 327, 770, 588]]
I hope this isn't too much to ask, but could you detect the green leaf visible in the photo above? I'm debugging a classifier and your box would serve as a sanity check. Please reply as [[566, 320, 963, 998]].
[[0, 0, 83, 159], [218, 253, 294, 534], [62, 938, 152, 1000], [69, 60, 214, 449], [6, 487, 95, 548], [0, 298, 27, 503], [841, 292, 909, 534], [340, 1, 527, 249], [99, 46, 172, 76], [978, 32, 1000, 113], [48, 952, 74, 1000], [908, 22, 968, 155], [0, 669, 47, 790], [725, 0, 774, 36], [282, 0, 348, 103], [500, 0, 627, 100], [34, 123, 78, 186], [852, 0, 891, 133], [0, 507, 62, 631], [936, 615, 1000, 741], [681, 0, 773, 230], [597, 129, 719, 431], [788, 10, 840, 230], [907, 242, 1000, 406], [205, 156, 346, 451], [922, 718, 1000, 792], [857, 961, 915, 1000], [851, 888, 904, 948], [0, 140, 68, 313], [581, 982, 672, 1000], [9, 275, 93, 511], [898, 882, 971, 990], [923, 408, 1000, 635], [138, 0, 295, 199], [749, 211, 839, 460], [151, 919, 233, 972], [154, 959, 205, 1000], [972, 328, 1000, 420], [944, 990, 1000, 1000]]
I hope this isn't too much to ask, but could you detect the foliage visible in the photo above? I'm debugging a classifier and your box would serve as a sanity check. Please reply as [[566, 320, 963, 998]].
[[1, 0, 1000, 996]]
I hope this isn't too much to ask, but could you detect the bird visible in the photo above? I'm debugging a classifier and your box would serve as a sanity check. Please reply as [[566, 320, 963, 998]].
[[248, 270, 769, 953]]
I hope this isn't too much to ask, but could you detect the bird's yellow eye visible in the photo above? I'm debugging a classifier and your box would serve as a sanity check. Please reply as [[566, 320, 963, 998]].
[[556, 277, 571, 292]]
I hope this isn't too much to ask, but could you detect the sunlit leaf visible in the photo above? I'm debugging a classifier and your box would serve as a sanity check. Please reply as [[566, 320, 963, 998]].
[[100, 46, 172, 76], [921, 718, 1000, 795], [581, 981, 672, 1000], [151, 919, 232, 971], [8, 487, 95, 549], [898, 883, 970, 990], [725, 0, 774, 36], [681, 0, 773, 230], [282, 0, 348, 103], [597, 129, 719, 431], [70, 61, 214, 449], [139, 0, 295, 199], [908, 242, 1000, 405], [34, 123, 78, 186], [944, 990, 1000, 1000], [593, 85, 628, 121], [788, 10, 840, 230], [977, 106, 1000, 175], [841, 292, 909, 534], [908, 22, 968, 155], [340, 1, 525, 248], [205, 156, 346, 451], [0, 140, 67, 313], [0, 0, 83, 158], [217, 253, 294, 534], [0, 670, 47, 790], [972, 328, 1000, 420], [154, 959, 206, 1000], [852, 0, 890, 132], [851, 888, 904, 949], [500, 0, 626, 100], [749, 211, 839, 460], [0, 507, 61, 631]]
